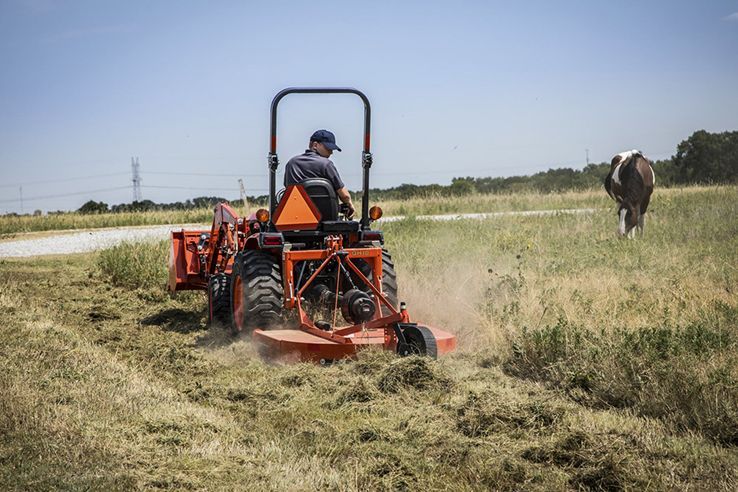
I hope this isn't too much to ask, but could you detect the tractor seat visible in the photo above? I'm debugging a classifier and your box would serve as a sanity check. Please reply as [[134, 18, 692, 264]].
[[276, 178, 338, 222]]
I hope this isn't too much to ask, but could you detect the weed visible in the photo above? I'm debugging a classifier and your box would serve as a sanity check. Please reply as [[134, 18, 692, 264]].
[[97, 240, 169, 289]]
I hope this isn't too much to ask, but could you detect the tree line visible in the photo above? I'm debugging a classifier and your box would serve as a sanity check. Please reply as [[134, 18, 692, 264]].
[[75, 129, 737, 214]]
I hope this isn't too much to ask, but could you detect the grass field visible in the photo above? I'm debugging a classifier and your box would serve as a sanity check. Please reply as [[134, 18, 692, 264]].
[[1, 186, 737, 490]]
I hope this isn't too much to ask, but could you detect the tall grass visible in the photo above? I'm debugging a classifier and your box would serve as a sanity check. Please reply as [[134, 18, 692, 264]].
[[377, 187, 607, 216], [505, 313, 738, 444], [382, 185, 738, 444], [97, 240, 169, 289]]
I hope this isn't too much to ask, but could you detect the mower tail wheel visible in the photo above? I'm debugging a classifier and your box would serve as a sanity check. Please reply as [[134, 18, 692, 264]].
[[230, 251, 283, 334], [398, 325, 438, 359], [207, 273, 231, 327]]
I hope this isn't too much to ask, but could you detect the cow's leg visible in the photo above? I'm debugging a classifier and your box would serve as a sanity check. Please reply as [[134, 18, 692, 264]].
[[618, 208, 627, 236], [637, 213, 645, 236], [639, 193, 651, 237]]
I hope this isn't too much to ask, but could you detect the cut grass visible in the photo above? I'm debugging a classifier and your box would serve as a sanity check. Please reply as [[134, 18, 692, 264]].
[[1, 261, 735, 490]]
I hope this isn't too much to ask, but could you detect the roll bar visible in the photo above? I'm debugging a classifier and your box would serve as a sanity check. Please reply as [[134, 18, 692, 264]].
[[268, 87, 373, 229]]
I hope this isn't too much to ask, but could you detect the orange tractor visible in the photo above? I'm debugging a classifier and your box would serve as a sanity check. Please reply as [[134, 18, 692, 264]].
[[168, 88, 456, 362]]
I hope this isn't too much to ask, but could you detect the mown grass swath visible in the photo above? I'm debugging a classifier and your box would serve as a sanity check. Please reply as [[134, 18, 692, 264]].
[[1, 185, 737, 489]]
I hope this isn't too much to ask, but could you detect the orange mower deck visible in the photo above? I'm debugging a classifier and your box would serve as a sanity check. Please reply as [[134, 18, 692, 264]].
[[254, 325, 456, 363]]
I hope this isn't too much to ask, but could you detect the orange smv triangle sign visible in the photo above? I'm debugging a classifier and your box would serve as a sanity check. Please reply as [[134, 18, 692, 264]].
[[273, 185, 322, 231]]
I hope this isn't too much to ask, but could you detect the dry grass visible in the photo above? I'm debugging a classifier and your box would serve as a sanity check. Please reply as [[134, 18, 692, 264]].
[[1, 185, 737, 490]]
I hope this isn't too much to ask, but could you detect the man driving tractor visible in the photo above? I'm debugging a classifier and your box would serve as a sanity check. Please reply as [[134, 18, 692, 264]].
[[284, 129, 356, 219]]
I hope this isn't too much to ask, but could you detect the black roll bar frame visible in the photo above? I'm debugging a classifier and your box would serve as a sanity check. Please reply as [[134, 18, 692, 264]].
[[268, 87, 373, 229]]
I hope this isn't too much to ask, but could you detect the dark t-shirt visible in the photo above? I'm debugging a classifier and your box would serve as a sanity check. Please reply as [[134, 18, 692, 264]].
[[284, 150, 345, 190]]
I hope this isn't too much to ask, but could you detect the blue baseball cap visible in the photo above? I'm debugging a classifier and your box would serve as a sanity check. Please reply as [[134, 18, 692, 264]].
[[310, 129, 341, 152]]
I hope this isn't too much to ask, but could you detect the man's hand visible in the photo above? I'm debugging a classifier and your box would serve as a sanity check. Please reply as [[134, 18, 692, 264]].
[[337, 187, 355, 219], [339, 202, 355, 219]]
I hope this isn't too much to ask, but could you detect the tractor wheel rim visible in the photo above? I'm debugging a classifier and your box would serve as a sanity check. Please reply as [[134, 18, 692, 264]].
[[233, 275, 244, 332]]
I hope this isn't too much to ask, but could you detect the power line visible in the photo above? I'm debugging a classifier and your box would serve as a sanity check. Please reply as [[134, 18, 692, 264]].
[[0, 186, 132, 204], [143, 171, 264, 178], [0, 172, 131, 188], [141, 185, 257, 192]]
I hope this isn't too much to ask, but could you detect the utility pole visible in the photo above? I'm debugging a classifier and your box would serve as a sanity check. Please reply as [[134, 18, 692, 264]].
[[238, 178, 248, 215], [585, 149, 590, 166], [131, 157, 142, 202], [19, 186, 23, 214]]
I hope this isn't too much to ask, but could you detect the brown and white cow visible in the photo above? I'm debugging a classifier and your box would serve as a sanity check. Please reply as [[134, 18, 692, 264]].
[[604, 150, 655, 238]]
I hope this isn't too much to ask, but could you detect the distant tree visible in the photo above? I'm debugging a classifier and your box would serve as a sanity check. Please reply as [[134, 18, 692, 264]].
[[192, 196, 228, 209], [449, 177, 476, 195], [130, 200, 157, 212], [33, 209, 42, 216], [652, 159, 678, 187], [78, 200, 109, 214], [581, 162, 611, 186], [674, 130, 738, 183], [111, 200, 157, 213]]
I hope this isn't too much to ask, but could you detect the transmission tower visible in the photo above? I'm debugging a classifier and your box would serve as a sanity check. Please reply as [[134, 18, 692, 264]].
[[131, 157, 142, 202]]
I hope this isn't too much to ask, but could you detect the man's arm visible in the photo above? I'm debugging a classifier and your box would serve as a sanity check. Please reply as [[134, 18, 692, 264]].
[[336, 187, 355, 219]]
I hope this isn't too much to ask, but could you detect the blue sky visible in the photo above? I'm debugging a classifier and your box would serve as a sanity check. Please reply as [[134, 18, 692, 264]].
[[1, 0, 737, 214]]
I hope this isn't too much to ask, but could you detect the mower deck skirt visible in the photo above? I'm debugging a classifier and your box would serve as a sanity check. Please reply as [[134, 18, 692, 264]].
[[253, 326, 456, 362]]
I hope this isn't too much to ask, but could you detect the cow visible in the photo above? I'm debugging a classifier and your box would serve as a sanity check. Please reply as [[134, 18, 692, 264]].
[[604, 150, 655, 238]]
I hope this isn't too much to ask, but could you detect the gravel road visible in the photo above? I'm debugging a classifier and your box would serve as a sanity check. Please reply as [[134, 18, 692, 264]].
[[0, 208, 598, 258]]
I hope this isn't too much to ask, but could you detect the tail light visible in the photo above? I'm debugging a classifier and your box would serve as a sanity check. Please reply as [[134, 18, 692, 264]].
[[361, 231, 383, 243], [260, 233, 283, 248]]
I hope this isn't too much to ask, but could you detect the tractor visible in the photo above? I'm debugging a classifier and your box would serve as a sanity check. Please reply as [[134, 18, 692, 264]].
[[168, 87, 456, 362]]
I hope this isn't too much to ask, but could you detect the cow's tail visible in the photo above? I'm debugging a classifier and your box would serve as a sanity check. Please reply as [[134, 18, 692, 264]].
[[604, 172, 615, 200]]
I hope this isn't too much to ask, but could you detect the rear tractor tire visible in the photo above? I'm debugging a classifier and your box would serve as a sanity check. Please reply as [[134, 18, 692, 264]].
[[230, 251, 284, 334], [207, 273, 231, 327], [380, 248, 398, 313]]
